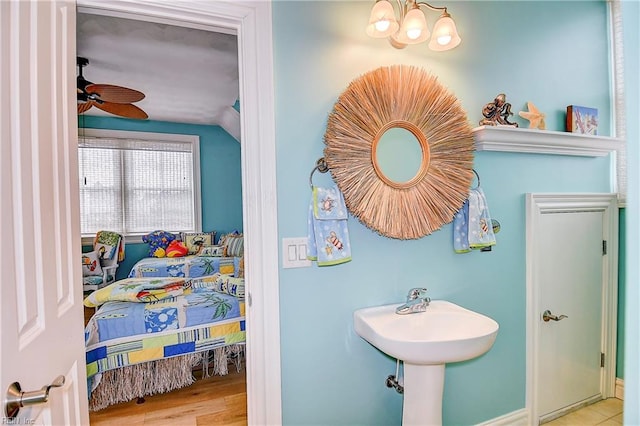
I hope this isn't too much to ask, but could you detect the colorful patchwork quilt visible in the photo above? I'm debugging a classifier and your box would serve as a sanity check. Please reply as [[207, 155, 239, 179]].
[[127, 255, 241, 278], [84, 275, 245, 388]]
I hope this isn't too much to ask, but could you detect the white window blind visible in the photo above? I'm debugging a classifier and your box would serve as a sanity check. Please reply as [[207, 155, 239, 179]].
[[78, 129, 201, 238]]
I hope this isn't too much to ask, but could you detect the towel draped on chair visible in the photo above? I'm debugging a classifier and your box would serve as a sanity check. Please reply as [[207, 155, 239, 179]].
[[94, 230, 125, 262]]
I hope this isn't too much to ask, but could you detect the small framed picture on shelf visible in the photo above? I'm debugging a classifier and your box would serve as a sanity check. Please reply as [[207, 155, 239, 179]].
[[566, 105, 598, 135]]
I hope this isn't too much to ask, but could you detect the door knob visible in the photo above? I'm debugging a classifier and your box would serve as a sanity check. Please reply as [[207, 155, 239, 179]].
[[542, 310, 568, 322], [4, 375, 65, 419]]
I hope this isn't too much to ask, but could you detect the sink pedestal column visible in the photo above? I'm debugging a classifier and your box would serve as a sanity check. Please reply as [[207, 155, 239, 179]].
[[402, 364, 445, 426]]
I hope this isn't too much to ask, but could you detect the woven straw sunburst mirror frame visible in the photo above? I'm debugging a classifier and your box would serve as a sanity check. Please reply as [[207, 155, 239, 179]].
[[323, 65, 475, 240]]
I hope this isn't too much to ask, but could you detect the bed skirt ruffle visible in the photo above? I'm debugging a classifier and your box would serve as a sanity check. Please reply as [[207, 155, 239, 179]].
[[89, 344, 244, 411]]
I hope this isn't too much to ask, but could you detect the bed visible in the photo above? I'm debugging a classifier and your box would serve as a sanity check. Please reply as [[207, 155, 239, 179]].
[[127, 254, 242, 279], [84, 272, 245, 411]]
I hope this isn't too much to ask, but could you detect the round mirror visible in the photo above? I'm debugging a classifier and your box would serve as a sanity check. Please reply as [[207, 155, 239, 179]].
[[372, 121, 429, 189], [324, 65, 474, 239]]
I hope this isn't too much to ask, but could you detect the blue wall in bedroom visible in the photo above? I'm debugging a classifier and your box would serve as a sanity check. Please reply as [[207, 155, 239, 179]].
[[272, 1, 619, 424], [78, 116, 242, 279]]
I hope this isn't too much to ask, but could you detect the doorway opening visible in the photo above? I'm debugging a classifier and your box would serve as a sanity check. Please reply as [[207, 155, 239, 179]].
[[75, 1, 281, 424]]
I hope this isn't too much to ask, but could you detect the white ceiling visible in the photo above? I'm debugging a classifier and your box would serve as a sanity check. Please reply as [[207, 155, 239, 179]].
[[76, 13, 241, 141]]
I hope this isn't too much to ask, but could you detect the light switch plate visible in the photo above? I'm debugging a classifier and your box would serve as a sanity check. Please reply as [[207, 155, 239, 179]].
[[282, 237, 312, 268]]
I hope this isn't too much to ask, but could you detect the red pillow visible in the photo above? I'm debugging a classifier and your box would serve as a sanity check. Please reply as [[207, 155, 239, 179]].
[[166, 240, 188, 258]]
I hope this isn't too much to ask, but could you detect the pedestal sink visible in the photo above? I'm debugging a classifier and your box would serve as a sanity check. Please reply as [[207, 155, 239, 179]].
[[353, 300, 499, 426]]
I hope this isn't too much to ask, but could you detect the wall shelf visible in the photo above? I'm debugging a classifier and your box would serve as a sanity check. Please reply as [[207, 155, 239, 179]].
[[473, 126, 624, 157]]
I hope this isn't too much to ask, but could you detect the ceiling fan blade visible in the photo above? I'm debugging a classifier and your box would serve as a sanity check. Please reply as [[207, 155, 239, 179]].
[[84, 84, 145, 104], [94, 101, 148, 120], [77, 101, 95, 114]]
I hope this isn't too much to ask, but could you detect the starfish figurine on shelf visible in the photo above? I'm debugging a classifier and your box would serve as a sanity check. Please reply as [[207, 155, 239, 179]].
[[518, 102, 546, 129]]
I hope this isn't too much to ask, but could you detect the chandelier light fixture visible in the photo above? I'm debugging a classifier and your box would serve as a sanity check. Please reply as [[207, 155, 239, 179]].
[[366, 0, 461, 51]]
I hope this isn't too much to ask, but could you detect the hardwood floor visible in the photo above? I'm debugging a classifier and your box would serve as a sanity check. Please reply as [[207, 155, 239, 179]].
[[89, 368, 247, 425]]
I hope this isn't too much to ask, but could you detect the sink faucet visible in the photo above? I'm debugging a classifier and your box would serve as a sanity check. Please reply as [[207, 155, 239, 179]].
[[395, 287, 431, 315]]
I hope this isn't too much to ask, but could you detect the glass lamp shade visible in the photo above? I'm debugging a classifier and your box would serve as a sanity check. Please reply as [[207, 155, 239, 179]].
[[428, 13, 461, 51], [366, 0, 399, 38], [393, 7, 430, 45]]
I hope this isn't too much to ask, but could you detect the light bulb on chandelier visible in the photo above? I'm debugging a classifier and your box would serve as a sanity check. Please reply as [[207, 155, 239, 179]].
[[366, 0, 461, 51]]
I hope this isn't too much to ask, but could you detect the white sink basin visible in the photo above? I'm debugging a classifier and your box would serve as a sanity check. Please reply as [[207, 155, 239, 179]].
[[353, 300, 499, 365], [354, 300, 499, 425]]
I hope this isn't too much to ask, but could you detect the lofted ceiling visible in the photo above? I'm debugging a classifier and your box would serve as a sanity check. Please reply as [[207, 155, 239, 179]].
[[76, 13, 241, 141]]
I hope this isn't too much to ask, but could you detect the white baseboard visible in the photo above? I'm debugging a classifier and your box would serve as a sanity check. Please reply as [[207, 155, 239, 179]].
[[476, 408, 529, 426], [615, 378, 624, 400]]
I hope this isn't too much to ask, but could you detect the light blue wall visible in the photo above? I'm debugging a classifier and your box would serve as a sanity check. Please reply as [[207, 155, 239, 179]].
[[79, 116, 242, 279], [621, 0, 640, 422], [273, 1, 616, 424]]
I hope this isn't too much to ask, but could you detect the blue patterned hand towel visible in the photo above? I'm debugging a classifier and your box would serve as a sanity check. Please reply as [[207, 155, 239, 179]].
[[453, 187, 496, 253], [453, 199, 471, 253], [307, 185, 352, 266]]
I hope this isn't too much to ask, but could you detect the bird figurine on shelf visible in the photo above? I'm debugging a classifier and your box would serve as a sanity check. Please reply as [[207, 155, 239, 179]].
[[518, 101, 546, 130]]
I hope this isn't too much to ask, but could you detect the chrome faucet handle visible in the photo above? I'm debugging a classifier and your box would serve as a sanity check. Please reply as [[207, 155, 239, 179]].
[[407, 287, 428, 301]]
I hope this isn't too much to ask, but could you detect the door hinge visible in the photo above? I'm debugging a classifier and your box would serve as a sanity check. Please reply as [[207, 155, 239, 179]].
[[601, 352, 605, 368], [602, 240, 607, 255]]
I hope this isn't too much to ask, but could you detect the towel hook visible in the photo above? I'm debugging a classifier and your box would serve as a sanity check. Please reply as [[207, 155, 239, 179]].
[[472, 169, 480, 189], [309, 157, 329, 189]]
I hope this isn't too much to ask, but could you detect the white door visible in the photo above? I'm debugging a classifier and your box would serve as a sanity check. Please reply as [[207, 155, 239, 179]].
[[536, 210, 603, 418], [526, 193, 618, 424], [0, 1, 89, 425]]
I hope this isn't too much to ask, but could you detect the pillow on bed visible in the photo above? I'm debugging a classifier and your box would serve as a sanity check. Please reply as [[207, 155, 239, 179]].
[[219, 232, 244, 257], [197, 245, 224, 257], [142, 230, 177, 257], [166, 240, 188, 258], [191, 273, 245, 298], [82, 251, 103, 277], [236, 256, 245, 279], [181, 231, 216, 255]]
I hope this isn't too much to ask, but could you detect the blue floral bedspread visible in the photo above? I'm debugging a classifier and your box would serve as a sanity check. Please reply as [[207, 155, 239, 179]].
[[127, 255, 241, 278]]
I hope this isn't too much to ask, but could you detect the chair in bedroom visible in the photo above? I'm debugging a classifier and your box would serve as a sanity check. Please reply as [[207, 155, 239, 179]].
[[82, 230, 125, 292]]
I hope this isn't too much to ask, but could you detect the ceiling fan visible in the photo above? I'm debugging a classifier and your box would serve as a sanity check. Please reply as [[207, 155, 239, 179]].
[[77, 57, 148, 120]]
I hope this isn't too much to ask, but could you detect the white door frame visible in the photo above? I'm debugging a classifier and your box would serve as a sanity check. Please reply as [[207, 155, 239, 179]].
[[525, 193, 618, 425], [75, 1, 281, 425]]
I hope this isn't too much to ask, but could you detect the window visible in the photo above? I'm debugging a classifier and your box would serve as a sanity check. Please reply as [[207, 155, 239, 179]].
[[78, 129, 201, 240]]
